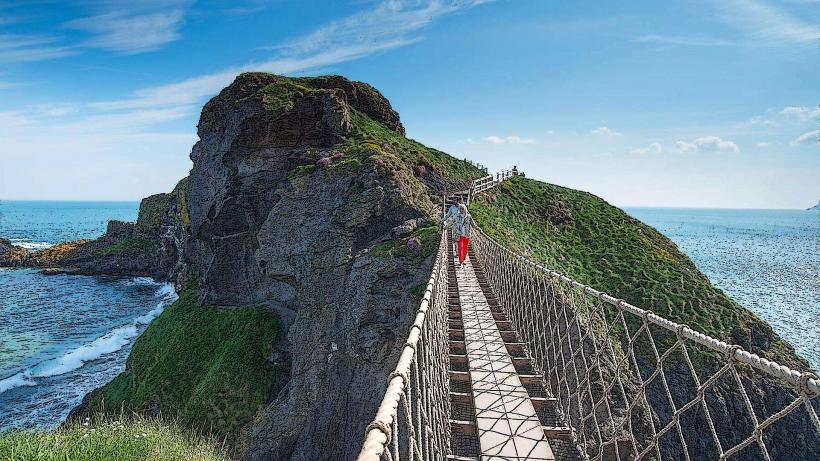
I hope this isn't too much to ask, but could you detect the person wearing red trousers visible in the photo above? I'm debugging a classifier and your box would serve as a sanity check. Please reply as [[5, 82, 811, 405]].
[[455, 203, 471, 267]]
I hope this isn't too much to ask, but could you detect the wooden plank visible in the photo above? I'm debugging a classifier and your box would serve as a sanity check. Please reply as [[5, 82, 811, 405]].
[[518, 374, 544, 385], [450, 354, 468, 365], [450, 419, 477, 435], [504, 342, 526, 354], [449, 391, 473, 404], [542, 426, 572, 440], [500, 330, 518, 342], [511, 356, 532, 368], [530, 396, 558, 410], [447, 456, 478, 461], [449, 370, 470, 382]]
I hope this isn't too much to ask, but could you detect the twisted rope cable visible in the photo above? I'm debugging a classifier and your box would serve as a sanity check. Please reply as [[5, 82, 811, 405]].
[[470, 220, 820, 460], [357, 230, 450, 461]]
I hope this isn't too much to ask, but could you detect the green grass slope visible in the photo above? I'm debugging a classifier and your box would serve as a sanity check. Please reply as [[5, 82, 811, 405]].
[[83, 284, 281, 450], [0, 415, 230, 461], [470, 176, 802, 366]]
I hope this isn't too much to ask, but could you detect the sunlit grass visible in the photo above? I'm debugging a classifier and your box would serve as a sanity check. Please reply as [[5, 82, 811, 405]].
[[0, 414, 231, 461]]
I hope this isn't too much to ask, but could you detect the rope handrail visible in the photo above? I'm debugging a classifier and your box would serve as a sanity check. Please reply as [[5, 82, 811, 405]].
[[357, 230, 450, 461], [358, 168, 819, 460], [469, 208, 820, 459], [473, 225, 820, 395]]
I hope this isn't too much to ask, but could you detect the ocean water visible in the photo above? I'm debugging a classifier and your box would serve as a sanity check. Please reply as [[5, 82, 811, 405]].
[[0, 202, 817, 432], [626, 208, 820, 371], [0, 200, 178, 433], [0, 200, 139, 249]]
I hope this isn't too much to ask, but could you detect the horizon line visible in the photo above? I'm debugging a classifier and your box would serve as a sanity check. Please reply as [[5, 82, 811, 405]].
[[0, 198, 814, 212]]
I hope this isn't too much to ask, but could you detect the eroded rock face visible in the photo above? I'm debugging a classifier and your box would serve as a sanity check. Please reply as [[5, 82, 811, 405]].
[[184, 73, 436, 460]]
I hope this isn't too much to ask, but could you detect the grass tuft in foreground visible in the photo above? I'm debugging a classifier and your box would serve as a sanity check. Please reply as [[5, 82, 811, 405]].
[[0, 414, 230, 461]]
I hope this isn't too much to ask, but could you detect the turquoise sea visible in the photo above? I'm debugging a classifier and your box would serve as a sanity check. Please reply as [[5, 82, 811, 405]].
[[0, 200, 178, 432], [0, 201, 817, 433], [626, 207, 820, 372]]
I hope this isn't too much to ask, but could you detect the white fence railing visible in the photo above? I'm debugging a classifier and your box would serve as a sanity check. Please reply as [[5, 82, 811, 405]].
[[357, 231, 451, 461], [467, 167, 519, 205]]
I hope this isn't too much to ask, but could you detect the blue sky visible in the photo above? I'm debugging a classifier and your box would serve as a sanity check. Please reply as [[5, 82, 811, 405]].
[[1, 0, 818, 207]]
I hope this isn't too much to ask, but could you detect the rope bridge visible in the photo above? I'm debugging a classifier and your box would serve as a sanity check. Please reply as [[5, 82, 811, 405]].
[[358, 171, 820, 461]]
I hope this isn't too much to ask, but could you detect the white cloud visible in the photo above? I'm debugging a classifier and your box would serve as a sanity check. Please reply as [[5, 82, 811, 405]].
[[591, 126, 622, 137], [746, 115, 777, 127], [91, 0, 492, 112], [32, 103, 78, 118], [779, 105, 820, 121], [791, 130, 819, 146], [713, 0, 819, 46], [674, 140, 698, 153], [756, 141, 772, 147], [482, 135, 535, 145], [65, 3, 188, 55], [630, 142, 663, 155], [673, 136, 740, 153], [0, 0, 499, 199], [0, 33, 75, 63], [634, 35, 733, 47], [505, 135, 535, 144]]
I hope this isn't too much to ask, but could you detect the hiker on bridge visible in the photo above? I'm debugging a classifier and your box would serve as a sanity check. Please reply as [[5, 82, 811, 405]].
[[441, 202, 472, 266], [455, 204, 471, 267]]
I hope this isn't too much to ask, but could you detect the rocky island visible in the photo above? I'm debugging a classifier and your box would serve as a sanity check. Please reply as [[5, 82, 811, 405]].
[[1, 74, 816, 460]]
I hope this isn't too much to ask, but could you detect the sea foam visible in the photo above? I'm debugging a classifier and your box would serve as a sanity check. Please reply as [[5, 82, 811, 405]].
[[0, 281, 177, 395], [9, 239, 53, 250], [0, 372, 36, 394]]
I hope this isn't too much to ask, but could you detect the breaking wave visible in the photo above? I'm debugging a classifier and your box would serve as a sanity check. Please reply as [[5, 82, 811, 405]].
[[0, 282, 177, 395]]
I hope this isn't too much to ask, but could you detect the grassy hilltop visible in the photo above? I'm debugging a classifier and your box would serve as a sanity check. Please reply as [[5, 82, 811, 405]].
[[470, 176, 803, 367]]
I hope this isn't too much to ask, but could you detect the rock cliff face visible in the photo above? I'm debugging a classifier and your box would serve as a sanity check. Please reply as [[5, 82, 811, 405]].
[[183, 73, 477, 460], [69, 73, 482, 460]]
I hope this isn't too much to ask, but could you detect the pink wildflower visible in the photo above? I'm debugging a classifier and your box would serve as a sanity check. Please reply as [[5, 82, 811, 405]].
[[407, 237, 421, 253]]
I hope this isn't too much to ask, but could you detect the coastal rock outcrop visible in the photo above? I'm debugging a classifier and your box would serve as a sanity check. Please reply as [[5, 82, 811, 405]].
[[183, 73, 476, 460], [68, 72, 481, 460], [0, 185, 187, 277]]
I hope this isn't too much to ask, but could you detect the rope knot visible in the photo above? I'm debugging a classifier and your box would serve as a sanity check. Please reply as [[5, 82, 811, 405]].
[[675, 324, 689, 340], [388, 370, 409, 387], [365, 420, 392, 440], [724, 345, 742, 362], [798, 372, 819, 397], [641, 309, 655, 322]]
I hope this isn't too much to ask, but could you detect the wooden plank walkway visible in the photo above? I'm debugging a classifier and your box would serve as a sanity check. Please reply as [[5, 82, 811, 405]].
[[455, 252, 556, 461]]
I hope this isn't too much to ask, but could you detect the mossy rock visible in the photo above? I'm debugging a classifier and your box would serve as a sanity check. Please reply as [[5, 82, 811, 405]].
[[85, 283, 281, 446]]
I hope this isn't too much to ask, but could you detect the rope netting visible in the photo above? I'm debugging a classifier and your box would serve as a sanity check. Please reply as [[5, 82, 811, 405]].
[[357, 230, 451, 461], [470, 225, 820, 460], [360, 170, 819, 460]]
